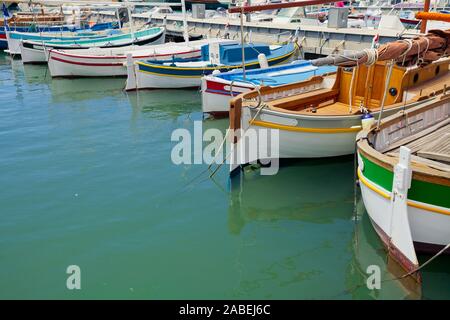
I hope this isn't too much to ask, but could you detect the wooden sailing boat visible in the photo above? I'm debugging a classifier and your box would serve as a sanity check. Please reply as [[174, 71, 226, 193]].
[[228, 30, 450, 173], [0, 10, 65, 27]]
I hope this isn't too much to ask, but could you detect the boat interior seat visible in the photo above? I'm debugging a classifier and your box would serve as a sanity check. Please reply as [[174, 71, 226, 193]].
[[266, 87, 339, 111], [301, 102, 362, 115]]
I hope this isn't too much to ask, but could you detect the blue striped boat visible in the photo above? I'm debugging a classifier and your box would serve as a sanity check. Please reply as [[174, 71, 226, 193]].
[[128, 41, 298, 89], [0, 22, 119, 50]]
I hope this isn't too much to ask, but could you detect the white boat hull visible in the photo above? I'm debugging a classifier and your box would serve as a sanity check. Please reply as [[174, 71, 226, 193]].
[[48, 46, 201, 78], [126, 40, 296, 90], [5, 32, 22, 55], [19, 42, 48, 63], [126, 64, 201, 90], [359, 170, 450, 250], [232, 100, 425, 166], [239, 108, 362, 160], [48, 39, 217, 78], [49, 50, 127, 77], [201, 77, 253, 114]]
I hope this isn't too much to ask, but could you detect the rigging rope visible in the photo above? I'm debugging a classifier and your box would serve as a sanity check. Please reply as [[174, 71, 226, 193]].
[[363, 48, 378, 66], [376, 59, 395, 130]]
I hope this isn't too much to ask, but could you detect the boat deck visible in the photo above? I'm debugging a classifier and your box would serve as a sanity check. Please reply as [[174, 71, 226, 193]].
[[386, 121, 450, 172], [406, 71, 450, 99]]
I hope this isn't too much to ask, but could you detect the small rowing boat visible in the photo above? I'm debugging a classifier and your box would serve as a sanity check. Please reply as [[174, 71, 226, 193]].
[[125, 41, 297, 90], [19, 27, 165, 64], [5, 28, 110, 55], [0, 21, 119, 50], [201, 60, 336, 116], [47, 39, 216, 78]]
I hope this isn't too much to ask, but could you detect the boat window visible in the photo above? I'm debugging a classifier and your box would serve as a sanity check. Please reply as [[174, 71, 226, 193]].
[[435, 65, 440, 75], [413, 73, 419, 84]]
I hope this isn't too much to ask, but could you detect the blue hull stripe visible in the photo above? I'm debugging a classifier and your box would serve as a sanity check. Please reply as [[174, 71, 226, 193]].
[[137, 48, 296, 78]]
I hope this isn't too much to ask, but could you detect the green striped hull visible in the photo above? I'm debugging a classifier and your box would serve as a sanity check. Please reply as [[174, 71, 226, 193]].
[[358, 153, 449, 210]]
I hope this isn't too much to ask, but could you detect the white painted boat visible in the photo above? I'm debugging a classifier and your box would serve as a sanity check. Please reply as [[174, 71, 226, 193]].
[[19, 41, 49, 63], [5, 29, 106, 55], [125, 41, 297, 90], [125, 38, 235, 90], [47, 40, 207, 77], [19, 27, 165, 64], [357, 95, 450, 281]]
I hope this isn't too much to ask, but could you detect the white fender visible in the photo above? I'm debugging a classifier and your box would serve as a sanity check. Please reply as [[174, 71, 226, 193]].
[[125, 53, 137, 91], [258, 53, 269, 69]]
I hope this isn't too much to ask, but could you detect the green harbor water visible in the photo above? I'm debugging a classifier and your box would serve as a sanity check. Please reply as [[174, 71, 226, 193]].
[[0, 53, 449, 299]]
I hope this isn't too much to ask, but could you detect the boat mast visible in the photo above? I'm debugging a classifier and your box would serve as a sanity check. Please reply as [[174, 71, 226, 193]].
[[229, 1, 336, 81], [125, 2, 135, 43], [420, 0, 431, 33], [181, 0, 189, 43], [240, 6, 246, 80]]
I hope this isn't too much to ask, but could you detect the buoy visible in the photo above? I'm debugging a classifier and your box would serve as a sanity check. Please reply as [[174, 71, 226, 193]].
[[361, 113, 375, 130], [258, 53, 269, 69], [212, 69, 221, 75]]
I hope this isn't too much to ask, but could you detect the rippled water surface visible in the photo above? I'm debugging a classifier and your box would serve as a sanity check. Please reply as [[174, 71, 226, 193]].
[[0, 53, 449, 299]]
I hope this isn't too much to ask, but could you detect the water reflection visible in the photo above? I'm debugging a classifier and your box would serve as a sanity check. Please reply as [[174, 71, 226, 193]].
[[350, 198, 450, 300], [49, 77, 124, 101], [228, 157, 354, 235], [350, 199, 420, 299], [126, 89, 202, 120], [228, 158, 450, 299], [226, 157, 358, 298], [20, 63, 51, 85]]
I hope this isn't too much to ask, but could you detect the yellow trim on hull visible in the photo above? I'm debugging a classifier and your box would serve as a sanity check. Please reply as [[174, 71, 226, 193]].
[[137, 70, 201, 78], [249, 119, 362, 133], [138, 52, 297, 78], [358, 169, 450, 216]]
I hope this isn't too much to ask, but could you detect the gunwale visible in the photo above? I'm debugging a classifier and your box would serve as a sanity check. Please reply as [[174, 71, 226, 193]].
[[357, 95, 450, 188], [240, 59, 450, 117]]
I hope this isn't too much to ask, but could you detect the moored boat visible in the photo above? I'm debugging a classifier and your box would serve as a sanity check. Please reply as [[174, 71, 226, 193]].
[[5, 28, 111, 55], [0, 21, 119, 50], [47, 39, 215, 78], [201, 60, 336, 116], [19, 26, 165, 64], [0, 9, 65, 28], [125, 41, 297, 90], [228, 30, 450, 174], [357, 93, 450, 281]]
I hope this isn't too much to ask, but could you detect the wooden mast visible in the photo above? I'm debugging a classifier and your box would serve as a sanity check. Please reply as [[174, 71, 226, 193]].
[[420, 0, 431, 34]]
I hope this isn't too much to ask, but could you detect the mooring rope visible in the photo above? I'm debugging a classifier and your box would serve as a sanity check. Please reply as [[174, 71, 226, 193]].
[[348, 64, 357, 114], [376, 59, 395, 129], [400, 242, 450, 280], [329, 239, 450, 299], [209, 108, 267, 179]]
